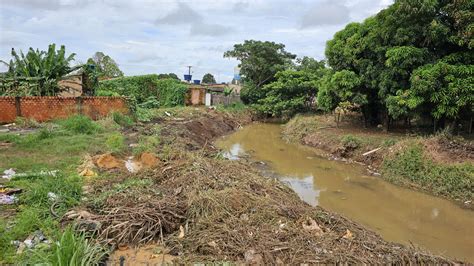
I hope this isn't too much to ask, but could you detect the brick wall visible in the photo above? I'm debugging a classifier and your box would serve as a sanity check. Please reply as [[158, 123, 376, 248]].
[[0, 96, 128, 123]]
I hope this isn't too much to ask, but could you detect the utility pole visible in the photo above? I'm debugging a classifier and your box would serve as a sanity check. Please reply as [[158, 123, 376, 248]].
[[187, 66, 192, 76]]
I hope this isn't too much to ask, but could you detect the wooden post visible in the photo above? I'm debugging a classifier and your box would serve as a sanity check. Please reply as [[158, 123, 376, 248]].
[[15, 96, 21, 117], [76, 96, 83, 115]]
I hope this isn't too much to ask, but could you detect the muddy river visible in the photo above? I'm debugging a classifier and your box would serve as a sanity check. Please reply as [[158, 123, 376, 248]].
[[216, 123, 474, 262]]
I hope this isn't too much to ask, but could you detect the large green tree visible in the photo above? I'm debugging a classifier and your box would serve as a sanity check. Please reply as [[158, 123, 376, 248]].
[[202, 73, 216, 84], [224, 40, 296, 104], [255, 57, 326, 117], [1, 44, 79, 95], [87, 52, 123, 79], [324, 0, 473, 130]]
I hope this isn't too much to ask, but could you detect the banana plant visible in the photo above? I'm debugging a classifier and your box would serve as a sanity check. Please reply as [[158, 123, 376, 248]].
[[0, 44, 81, 96]]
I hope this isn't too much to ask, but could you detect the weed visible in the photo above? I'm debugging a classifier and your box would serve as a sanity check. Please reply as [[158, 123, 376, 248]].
[[382, 138, 397, 147], [57, 115, 102, 135], [133, 136, 159, 155], [105, 133, 126, 153], [138, 96, 160, 109], [90, 178, 154, 209], [26, 227, 109, 265], [282, 114, 318, 142], [383, 143, 474, 201], [341, 134, 362, 149], [14, 117, 41, 128], [112, 112, 134, 127], [217, 102, 247, 112], [135, 107, 154, 122]]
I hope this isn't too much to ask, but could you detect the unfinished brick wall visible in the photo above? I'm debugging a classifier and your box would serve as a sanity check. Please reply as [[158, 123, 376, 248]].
[[0, 97, 17, 123], [0, 96, 128, 123]]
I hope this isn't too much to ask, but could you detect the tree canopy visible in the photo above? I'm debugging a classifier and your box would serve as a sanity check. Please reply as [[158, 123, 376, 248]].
[[202, 73, 216, 84], [224, 40, 296, 104], [323, 0, 473, 129], [86, 52, 123, 79]]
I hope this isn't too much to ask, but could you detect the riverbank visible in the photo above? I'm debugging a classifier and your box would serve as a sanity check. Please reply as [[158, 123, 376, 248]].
[[283, 114, 474, 207], [0, 108, 460, 264]]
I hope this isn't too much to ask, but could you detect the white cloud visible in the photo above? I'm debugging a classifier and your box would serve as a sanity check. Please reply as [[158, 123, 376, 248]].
[[0, 0, 393, 80]]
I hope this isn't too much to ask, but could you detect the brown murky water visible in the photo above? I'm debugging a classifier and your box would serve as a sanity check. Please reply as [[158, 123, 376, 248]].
[[216, 123, 474, 262]]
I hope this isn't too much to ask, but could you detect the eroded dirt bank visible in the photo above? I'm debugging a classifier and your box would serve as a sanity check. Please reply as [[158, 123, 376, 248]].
[[69, 109, 456, 264]]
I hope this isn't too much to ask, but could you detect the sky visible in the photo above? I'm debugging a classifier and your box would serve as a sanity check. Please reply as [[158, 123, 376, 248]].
[[0, 0, 392, 82]]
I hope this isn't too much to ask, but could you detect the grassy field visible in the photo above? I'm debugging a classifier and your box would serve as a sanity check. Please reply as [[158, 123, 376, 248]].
[[0, 114, 128, 263]]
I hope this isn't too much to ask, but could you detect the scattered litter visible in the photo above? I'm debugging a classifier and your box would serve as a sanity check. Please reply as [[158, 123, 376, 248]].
[[0, 129, 10, 133], [47, 192, 58, 201], [178, 225, 185, 239], [302, 218, 324, 236], [343, 229, 354, 240], [125, 157, 141, 173], [2, 168, 16, 179], [244, 249, 263, 264], [165, 111, 171, 117], [15, 230, 50, 254], [0, 194, 17, 205], [79, 168, 97, 177], [0, 187, 22, 195], [362, 147, 382, 156]]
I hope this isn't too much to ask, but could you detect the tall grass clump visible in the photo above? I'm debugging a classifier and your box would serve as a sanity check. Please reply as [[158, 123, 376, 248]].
[[59, 115, 102, 134], [111, 112, 134, 127], [27, 227, 109, 265], [383, 143, 474, 201]]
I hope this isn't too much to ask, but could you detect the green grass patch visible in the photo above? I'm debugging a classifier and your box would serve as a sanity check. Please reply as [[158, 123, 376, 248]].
[[0, 173, 82, 263], [282, 114, 318, 143], [383, 143, 474, 201], [57, 115, 102, 135], [105, 133, 126, 154], [0, 115, 125, 263], [133, 135, 160, 155]]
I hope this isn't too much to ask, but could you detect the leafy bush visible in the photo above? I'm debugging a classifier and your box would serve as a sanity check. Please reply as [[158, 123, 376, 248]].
[[135, 107, 154, 122], [341, 135, 362, 149], [58, 115, 101, 134], [383, 143, 473, 200], [138, 96, 160, 109], [111, 112, 134, 127], [97, 75, 188, 109], [155, 79, 188, 107], [97, 74, 160, 102]]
